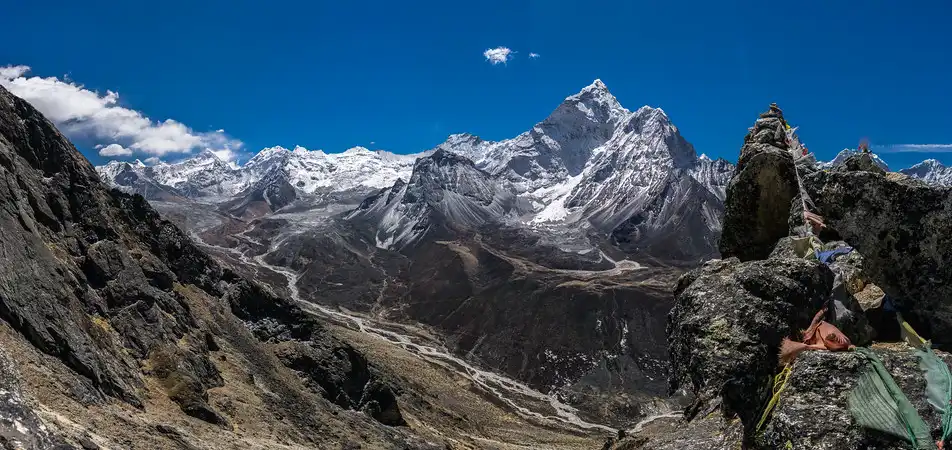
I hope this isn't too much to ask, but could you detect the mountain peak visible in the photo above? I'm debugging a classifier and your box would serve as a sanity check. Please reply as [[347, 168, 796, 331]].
[[564, 79, 622, 111], [584, 78, 608, 92]]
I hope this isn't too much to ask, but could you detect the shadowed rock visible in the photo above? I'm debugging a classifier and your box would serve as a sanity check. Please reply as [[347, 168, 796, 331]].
[[668, 257, 832, 432]]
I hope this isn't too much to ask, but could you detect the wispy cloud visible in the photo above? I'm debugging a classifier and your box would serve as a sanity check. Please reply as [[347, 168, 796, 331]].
[[528, 52, 541, 59], [483, 47, 513, 65], [144, 156, 160, 165], [875, 144, 952, 153], [0, 65, 242, 159]]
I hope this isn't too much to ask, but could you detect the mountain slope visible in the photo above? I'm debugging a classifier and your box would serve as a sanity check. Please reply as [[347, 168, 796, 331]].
[[346, 149, 523, 250], [0, 84, 445, 448]]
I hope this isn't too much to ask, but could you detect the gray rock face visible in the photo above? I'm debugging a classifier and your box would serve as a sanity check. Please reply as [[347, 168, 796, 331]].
[[719, 104, 801, 262], [804, 168, 952, 349], [668, 256, 833, 429]]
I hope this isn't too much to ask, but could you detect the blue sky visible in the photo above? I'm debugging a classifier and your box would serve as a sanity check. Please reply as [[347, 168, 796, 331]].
[[1, 0, 950, 169]]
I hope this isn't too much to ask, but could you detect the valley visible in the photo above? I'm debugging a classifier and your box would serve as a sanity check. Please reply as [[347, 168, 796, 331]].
[[99, 80, 952, 443]]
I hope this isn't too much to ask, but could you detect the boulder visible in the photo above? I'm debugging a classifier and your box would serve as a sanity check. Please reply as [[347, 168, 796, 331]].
[[768, 238, 876, 346], [668, 256, 833, 432], [759, 346, 951, 449], [720, 104, 801, 261], [804, 168, 952, 349]]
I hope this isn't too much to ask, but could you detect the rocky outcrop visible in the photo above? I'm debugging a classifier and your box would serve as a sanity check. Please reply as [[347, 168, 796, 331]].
[[652, 104, 952, 449], [668, 257, 833, 429], [719, 104, 801, 262], [804, 166, 952, 349]]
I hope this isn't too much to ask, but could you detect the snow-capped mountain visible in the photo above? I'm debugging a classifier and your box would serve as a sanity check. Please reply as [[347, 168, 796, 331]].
[[900, 159, 952, 186], [96, 158, 187, 200], [149, 149, 244, 198], [97, 145, 425, 205], [98, 79, 735, 261], [98, 150, 245, 200], [433, 82, 732, 228], [349, 80, 733, 260], [690, 154, 734, 201], [242, 146, 423, 193]]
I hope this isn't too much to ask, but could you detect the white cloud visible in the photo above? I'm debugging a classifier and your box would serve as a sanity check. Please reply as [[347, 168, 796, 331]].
[[0, 65, 29, 79], [216, 129, 224, 133], [876, 144, 952, 153], [529, 52, 540, 59], [0, 65, 242, 158], [483, 47, 513, 65], [144, 157, 161, 165], [98, 143, 133, 156], [210, 148, 239, 162]]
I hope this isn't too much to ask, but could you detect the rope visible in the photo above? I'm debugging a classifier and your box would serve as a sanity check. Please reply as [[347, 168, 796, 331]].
[[786, 126, 822, 236], [756, 364, 793, 432]]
